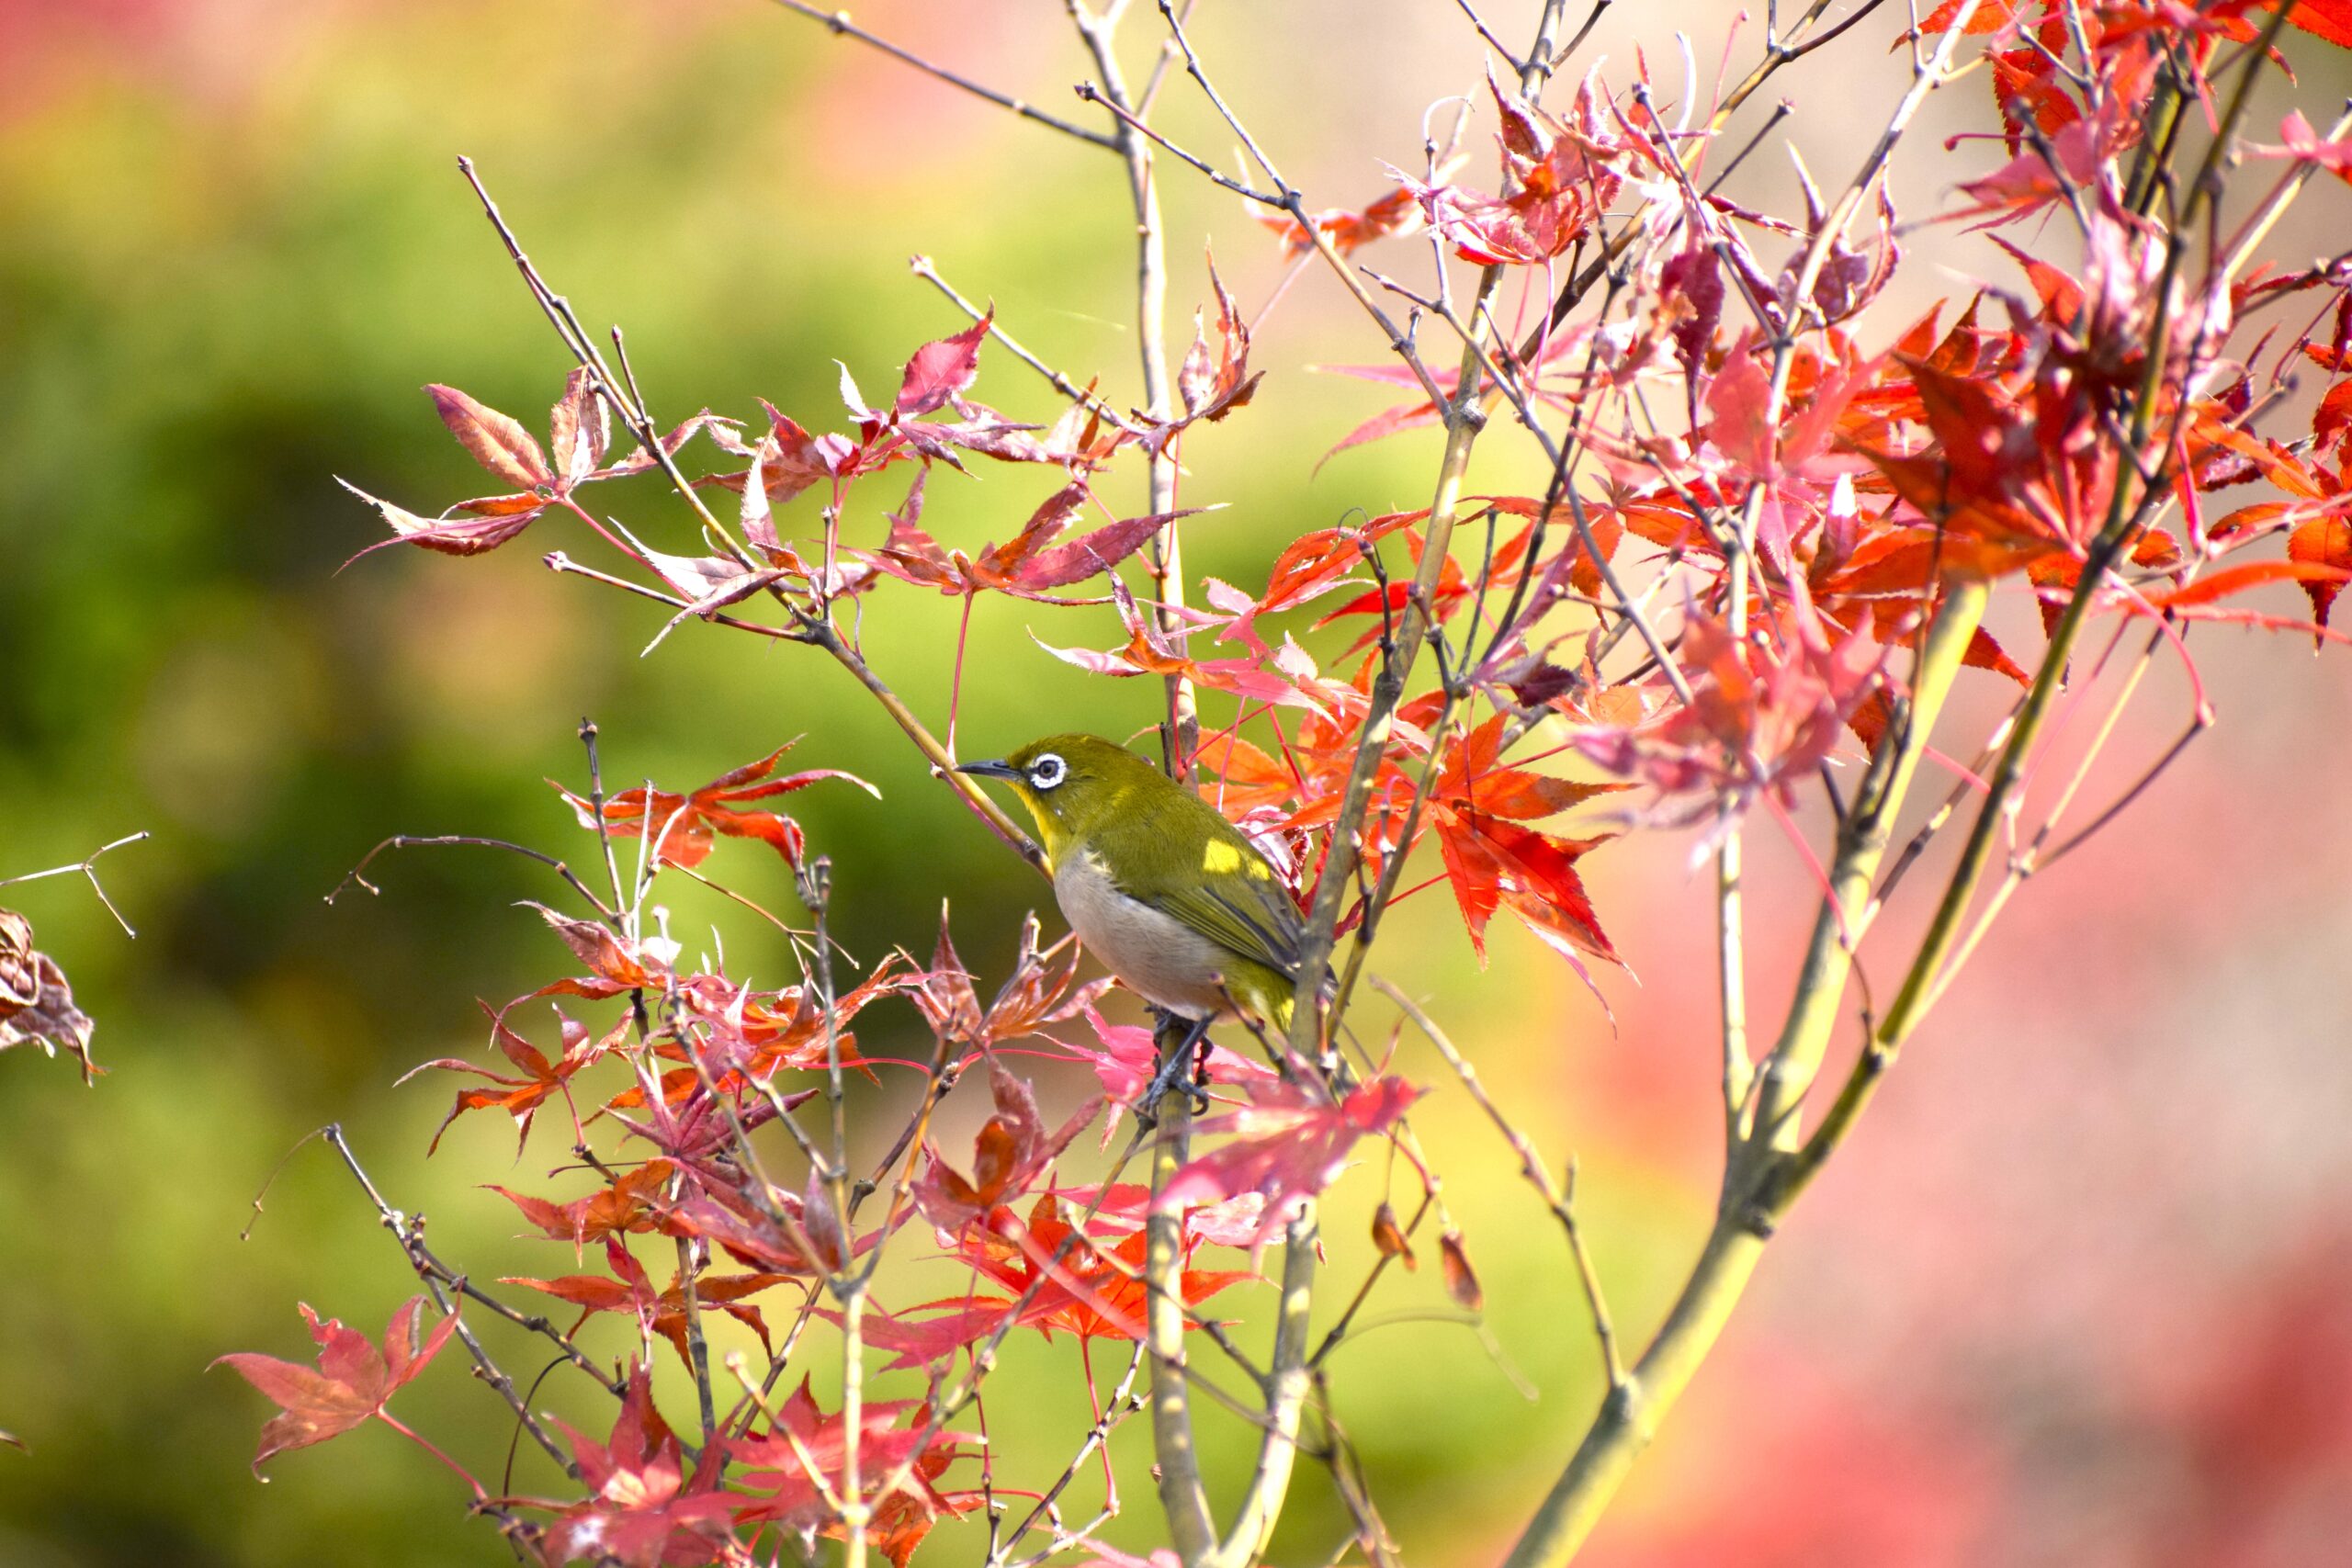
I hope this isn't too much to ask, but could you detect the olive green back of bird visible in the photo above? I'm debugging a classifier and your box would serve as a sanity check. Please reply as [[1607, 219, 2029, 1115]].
[[960, 734, 1303, 1030]]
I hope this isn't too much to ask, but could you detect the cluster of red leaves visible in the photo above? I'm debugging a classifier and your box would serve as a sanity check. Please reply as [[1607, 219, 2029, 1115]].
[[1408, 68, 1651, 266], [528, 1367, 740, 1568], [877, 1059, 1253, 1363], [227, 714, 1453, 1564], [514, 1359, 977, 1568]]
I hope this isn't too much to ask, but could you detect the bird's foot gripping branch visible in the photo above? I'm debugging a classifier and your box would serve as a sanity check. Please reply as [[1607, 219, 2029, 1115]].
[[221, 1, 2352, 1564]]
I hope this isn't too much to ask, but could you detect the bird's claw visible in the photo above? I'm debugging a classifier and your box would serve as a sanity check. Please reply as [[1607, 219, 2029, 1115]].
[[1137, 1011, 1214, 1126]]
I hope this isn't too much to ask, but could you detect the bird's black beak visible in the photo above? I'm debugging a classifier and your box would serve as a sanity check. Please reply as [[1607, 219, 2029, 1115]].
[[955, 759, 1023, 781]]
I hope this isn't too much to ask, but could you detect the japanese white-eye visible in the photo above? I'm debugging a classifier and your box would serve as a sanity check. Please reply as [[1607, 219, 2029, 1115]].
[[956, 734, 1302, 1037]]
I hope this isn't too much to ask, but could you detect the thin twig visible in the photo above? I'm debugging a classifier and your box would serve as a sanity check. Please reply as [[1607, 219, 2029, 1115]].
[[321, 1124, 593, 1478], [325, 834, 616, 920], [0, 831, 151, 938], [1375, 978, 1622, 1391], [768, 0, 1120, 150]]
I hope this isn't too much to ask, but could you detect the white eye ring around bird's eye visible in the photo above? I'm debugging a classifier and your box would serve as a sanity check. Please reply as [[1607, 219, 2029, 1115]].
[[1028, 753, 1068, 790]]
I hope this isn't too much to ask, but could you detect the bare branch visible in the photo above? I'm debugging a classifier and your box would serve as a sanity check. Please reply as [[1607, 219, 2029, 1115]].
[[0, 830, 150, 938], [767, 0, 1121, 150]]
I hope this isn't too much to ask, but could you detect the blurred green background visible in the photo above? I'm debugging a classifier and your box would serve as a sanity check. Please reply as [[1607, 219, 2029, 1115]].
[[6, 3, 2352, 1565]]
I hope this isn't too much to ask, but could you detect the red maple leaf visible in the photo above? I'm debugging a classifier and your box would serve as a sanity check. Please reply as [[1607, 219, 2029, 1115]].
[[1255, 168, 1448, 255], [1428, 716, 1624, 980], [503, 1236, 795, 1370], [1157, 1075, 1421, 1256], [490, 1159, 675, 1256], [2288, 513, 2352, 636], [401, 1002, 622, 1155], [870, 1190, 1252, 1367], [869, 472, 1199, 603], [2276, 0, 2352, 50], [527, 1364, 741, 1568], [339, 370, 622, 559], [1032, 572, 1339, 713], [212, 1296, 456, 1474], [911, 1057, 1102, 1235], [1033, 1002, 1273, 1143], [1168, 251, 1263, 436], [906, 909, 1107, 1051], [560, 742, 876, 873]]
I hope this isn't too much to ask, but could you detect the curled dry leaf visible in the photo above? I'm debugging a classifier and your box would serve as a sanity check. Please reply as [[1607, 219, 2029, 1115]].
[[0, 909, 98, 1081], [1440, 1230, 1484, 1312], [1372, 1201, 1418, 1270]]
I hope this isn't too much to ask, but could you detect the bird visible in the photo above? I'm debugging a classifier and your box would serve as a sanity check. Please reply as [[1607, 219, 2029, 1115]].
[[956, 734, 1305, 1101]]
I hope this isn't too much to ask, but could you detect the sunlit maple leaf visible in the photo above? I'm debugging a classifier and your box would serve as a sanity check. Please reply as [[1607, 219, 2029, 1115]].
[[1944, 86, 2137, 231], [1435, 805, 1620, 986], [491, 1160, 675, 1257], [610, 960, 913, 1109], [524, 905, 681, 1004], [908, 909, 1107, 1052], [1034, 1002, 1272, 1144], [603, 1061, 816, 1192], [211, 1296, 455, 1475], [1032, 573, 1335, 713], [1435, 714, 1627, 821], [656, 1179, 832, 1280], [559, 742, 876, 873], [1256, 168, 1450, 255], [1168, 250, 1263, 437], [401, 1002, 622, 1155], [2274, 0, 2352, 50], [2107, 558, 2352, 646], [1839, 340, 2129, 591], [1157, 1075, 1421, 1257], [2288, 513, 2352, 637], [895, 312, 991, 418], [338, 371, 621, 560], [526, 1365, 740, 1568], [1425, 715, 1624, 983], [2246, 108, 2352, 189]]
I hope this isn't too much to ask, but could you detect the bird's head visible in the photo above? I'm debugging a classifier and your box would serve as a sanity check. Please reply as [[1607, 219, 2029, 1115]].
[[956, 733, 1164, 862]]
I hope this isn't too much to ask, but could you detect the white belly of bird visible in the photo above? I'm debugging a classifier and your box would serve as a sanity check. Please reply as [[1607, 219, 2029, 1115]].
[[1055, 850, 1233, 1020]]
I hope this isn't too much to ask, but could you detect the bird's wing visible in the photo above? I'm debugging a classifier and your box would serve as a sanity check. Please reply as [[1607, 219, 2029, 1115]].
[[1145, 875, 1305, 981]]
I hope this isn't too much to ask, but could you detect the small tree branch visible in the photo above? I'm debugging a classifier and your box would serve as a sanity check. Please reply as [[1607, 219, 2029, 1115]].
[[1377, 978, 1623, 1393], [324, 834, 616, 921], [320, 1123, 590, 1479], [0, 830, 150, 938], [767, 0, 1120, 150]]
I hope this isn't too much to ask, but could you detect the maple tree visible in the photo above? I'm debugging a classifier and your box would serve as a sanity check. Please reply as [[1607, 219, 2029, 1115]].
[[201, 1, 2352, 1564]]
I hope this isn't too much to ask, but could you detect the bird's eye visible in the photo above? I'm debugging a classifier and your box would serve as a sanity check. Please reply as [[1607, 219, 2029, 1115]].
[[1027, 753, 1068, 790]]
